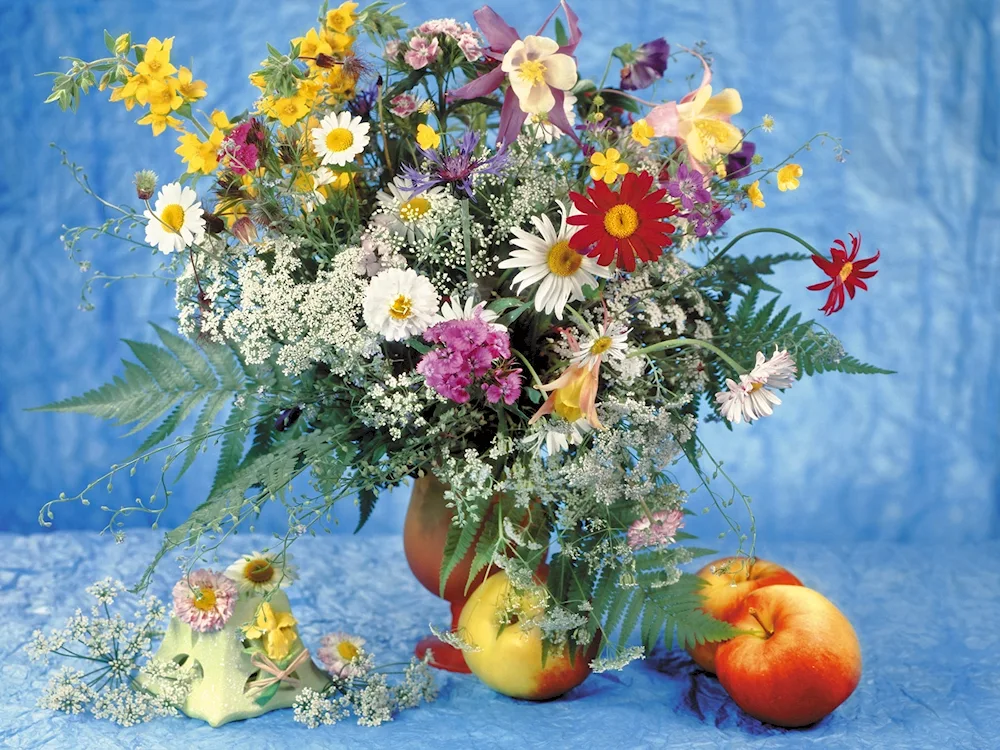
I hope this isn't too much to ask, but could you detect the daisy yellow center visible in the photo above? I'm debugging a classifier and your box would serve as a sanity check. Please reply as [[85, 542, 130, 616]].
[[326, 127, 354, 152], [750, 381, 765, 392], [193, 587, 217, 612], [546, 240, 583, 277], [400, 196, 432, 221], [603, 204, 639, 239], [519, 59, 547, 85], [590, 336, 613, 355], [388, 294, 413, 320], [336, 641, 359, 660], [160, 204, 186, 233], [839, 262, 854, 282], [244, 558, 275, 584]]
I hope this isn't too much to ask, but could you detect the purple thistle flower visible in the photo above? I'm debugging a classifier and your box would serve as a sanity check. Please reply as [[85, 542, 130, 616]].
[[725, 137, 756, 180], [401, 130, 510, 200], [664, 163, 712, 211], [620, 38, 669, 91]]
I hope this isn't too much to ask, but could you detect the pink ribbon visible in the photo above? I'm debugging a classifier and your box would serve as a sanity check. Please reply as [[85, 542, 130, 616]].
[[246, 648, 311, 696]]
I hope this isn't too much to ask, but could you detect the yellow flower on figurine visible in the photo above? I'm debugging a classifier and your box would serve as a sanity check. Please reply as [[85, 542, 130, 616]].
[[747, 180, 765, 208], [136, 111, 183, 137], [135, 37, 176, 80], [777, 163, 803, 191], [590, 148, 629, 184], [416, 123, 441, 150], [631, 119, 655, 148], [326, 1, 359, 33], [244, 602, 299, 661], [176, 66, 207, 102], [263, 93, 310, 128], [176, 129, 225, 174]]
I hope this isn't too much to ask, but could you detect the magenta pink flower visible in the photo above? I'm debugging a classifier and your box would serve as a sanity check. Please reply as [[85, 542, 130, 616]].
[[389, 93, 422, 117], [222, 120, 261, 176], [626, 509, 685, 550], [172, 569, 238, 632], [404, 36, 440, 69]]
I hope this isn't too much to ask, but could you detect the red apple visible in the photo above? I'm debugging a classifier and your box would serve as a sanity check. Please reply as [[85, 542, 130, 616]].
[[714, 585, 862, 727], [687, 557, 804, 673]]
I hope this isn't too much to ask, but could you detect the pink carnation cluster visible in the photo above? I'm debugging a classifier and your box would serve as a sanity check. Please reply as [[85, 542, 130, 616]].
[[416, 314, 522, 405], [395, 18, 483, 69], [626, 509, 685, 550], [222, 119, 261, 175]]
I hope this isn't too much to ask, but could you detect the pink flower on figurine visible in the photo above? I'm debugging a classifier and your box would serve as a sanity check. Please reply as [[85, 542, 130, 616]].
[[627, 509, 685, 550], [172, 569, 238, 632], [404, 36, 440, 69]]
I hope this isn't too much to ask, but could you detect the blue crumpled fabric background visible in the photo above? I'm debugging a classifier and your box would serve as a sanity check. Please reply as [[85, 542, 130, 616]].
[[0, 0, 998, 746]]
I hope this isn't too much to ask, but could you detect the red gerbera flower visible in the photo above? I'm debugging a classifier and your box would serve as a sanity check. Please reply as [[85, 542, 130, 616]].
[[567, 170, 677, 272], [807, 233, 879, 315]]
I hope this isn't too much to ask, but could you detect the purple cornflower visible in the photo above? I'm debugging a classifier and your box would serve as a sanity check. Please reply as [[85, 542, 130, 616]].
[[416, 312, 521, 405], [725, 137, 756, 180], [620, 38, 669, 91], [349, 83, 379, 118], [402, 130, 510, 199], [664, 163, 712, 211]]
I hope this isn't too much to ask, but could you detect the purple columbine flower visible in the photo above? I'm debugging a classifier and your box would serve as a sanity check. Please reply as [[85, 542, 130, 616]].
[[664, 163, 712, 211], [725, 137, 756, 180], [620, 38, 669, 91], [687, 201, 733, 238], [401, 130, 510, 200]]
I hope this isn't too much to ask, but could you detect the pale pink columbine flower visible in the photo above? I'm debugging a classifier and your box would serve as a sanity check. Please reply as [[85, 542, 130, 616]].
[[714, 347, 797, 424], [627, 509, 685, 550], [172, 569, 238, 632], [389, 93, 423, 117], [318, 632, 368, 678], [404, 36, 440, 69]]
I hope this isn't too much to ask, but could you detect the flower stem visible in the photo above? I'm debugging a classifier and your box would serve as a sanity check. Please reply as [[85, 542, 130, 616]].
[[627, 337, 745, 375], [511, 347, 544, 390], [460, 199, 475, 297], [704, 227, 825, 270]]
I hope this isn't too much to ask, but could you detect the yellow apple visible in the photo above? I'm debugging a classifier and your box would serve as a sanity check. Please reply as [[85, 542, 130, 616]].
[[687, 556, 804, 673], [458, 571, 596, 700]]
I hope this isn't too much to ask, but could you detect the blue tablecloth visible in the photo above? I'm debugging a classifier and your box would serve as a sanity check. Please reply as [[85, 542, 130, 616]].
[[2, 532, 996, 749]]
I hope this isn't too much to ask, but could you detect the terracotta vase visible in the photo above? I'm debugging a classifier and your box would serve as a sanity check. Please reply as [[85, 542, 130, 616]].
[[403, 473, 486, 673]]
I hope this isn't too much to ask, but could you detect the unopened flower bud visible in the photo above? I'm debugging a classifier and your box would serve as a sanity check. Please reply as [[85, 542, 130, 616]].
[[134, 170, 157, 201], [315, 52, 339, 69], [592, 95, 605, 107], [232, 216, 257, 244], [202, 210, 225, 235]]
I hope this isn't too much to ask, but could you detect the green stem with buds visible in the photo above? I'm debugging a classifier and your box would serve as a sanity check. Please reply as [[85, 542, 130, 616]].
[[628, 337, 746, 375]]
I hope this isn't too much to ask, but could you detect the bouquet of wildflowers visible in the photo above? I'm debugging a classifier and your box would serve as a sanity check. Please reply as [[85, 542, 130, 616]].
[[38, 0, 888, 674]]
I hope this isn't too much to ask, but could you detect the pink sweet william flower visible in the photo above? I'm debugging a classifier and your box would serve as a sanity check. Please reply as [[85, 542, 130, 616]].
[[384, 39, 403, 60], [457, 31, 484, 62], [627, 509, 685, 550], [389, 93, 422, 117], [449, 1, 582, 146], [404, 36, 440, 69], [172, 569, 238, 632], [222, 119, 261, 175]]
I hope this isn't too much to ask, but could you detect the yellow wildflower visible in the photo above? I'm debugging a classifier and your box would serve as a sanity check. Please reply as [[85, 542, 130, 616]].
[[747, 180, 765, 208], [109, 84, 139, 111], [175, 129, 224, 174], [243, 603, 299, 661], [135, 37, 176, 80], [326, 2, 359, 33], [293, 28, 333, 66], [296, 76, 325, 108], [776, 163, 802, 192], [210, 109, 233, 131], [176, 66, 207, 102], [263, 93, 310, 128], [241, 168, 267, 198], [323, 28, 355, 56], [416, 124, 441, 150], [631, 119, 655, 148], [143, 77, 183, 115], [214, 199, 247, 228], [322, 65, 357, 98], [136, 111, 183, 137], [589, 148, 629, 184], [329, 172, 352, 191], [249, 72, 267, 91]]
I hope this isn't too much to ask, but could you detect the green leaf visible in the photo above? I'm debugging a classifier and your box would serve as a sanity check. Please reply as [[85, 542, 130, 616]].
[[354, 488, 377, 533], [210, 404, 251, 498], [554, 18, 568, 46]]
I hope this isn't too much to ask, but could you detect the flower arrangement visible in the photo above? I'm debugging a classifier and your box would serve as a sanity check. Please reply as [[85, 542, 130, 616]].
[[36, 0, 889, 698]]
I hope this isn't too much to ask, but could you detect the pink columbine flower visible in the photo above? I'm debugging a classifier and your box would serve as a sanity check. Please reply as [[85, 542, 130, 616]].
[[404, 36, 440, 69], [627, 509, 685, 550], [172, 569, 238, 633], [714, 347, 797, 424], [389, 93, 422, 117]]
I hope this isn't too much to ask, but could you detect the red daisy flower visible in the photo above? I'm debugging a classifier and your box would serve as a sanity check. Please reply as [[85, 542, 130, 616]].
[[567, 170, 677, 272], [807, 233, 879, 315]]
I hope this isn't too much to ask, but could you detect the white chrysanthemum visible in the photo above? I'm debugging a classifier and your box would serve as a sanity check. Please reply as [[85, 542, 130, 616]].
[[715, 348, 797, 424], [363, 268, 439, 341], [437, 296, 506, 330], [374, 176, 453, 241], [572, 320, 630, 368], [143, 182, 206, 254], [498, 203, 612, 319], [526, 93, 577, 144], [223, 550, 297, 595], [311, 111, 371, 166]]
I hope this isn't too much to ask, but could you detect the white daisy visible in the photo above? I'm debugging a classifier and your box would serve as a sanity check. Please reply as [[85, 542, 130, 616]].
[[525, 93, 577, 144], [142, 182, 206, 254], [363, 267, 439, 342], [374, 176, 454, 242], [317, 632, 368, 678], [714, 348, 797, 424], [311, 111, 370, 167], [437, 296, 506, 331], [223, 550, 297, 595], [302, 167, 338, 212], [571, 319, 630, 368], [523, 418, 591, 458], [498, 203, 612, 319]]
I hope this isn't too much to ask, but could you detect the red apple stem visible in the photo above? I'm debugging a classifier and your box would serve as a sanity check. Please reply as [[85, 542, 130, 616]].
[[747, 607, 773, 638]]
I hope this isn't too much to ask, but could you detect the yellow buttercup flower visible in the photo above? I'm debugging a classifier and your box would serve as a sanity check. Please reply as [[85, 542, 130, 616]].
[[210, 109, 233, 131], [326, 2, 359, 33], [323, 28, 355, 56], [263, 93, 310, 128], [175, 129, 225, 174], [777, 163, 802, 191], [135, 37, 176, 80], [631, 119, 655, 148], [416, 124, 441, 150], [747, 180, 765, 208], [243, 602, 299, 661], [322, 65, 357, 99], [177, 66, 207, 102], [143, 77, 183, 116], [136, 111, 183, 137], [109, 82, 140, 111], [293, 27, 333, 66], [589, 148, 629, 184]]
